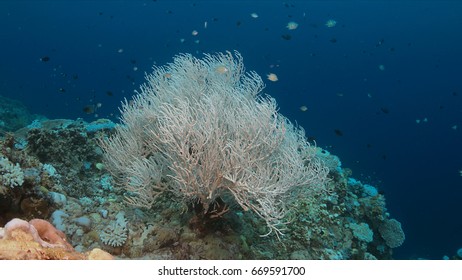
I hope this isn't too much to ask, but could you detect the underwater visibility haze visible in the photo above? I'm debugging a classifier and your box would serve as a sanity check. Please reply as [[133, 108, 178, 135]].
[[0, 1, 461, 260]]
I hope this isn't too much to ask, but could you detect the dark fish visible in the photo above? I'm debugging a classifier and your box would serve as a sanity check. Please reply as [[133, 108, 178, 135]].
[[83, 105, 95, 114], [106, 91, 113, 96], [366, 144, 372, 148], [58, 88, 66, 93], [281, 34, 292, 40], [334, 129, 343, 136], [329, 38, 337, 43], [40, 56, 50, 62], [380, 107, 389, 114]]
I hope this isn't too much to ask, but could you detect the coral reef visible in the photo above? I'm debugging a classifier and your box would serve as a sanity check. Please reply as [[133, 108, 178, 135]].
[[0, 105, 405, 259], [0, 133, 58, 225]]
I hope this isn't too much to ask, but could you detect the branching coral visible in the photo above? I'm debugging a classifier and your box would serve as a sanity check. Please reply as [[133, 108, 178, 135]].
[[100, 51, 329, 235], [0, 155, 24, 194], [99, 211, 128, 247]]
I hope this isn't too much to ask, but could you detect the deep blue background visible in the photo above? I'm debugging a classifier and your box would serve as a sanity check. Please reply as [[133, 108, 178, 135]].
[[1, 0, 461, 259]]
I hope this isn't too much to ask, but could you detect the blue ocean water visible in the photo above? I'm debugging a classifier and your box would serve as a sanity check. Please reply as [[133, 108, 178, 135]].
[[0, 0, 461, 259]]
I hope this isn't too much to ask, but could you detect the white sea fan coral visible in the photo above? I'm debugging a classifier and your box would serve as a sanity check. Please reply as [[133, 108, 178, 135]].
[[99, 211, 128, 247], [100, 51, 329, 236], [0, 155, 24, 194]]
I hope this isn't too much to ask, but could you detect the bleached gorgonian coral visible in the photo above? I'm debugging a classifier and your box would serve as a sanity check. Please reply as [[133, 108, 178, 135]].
[[100, 51, 329, 235]]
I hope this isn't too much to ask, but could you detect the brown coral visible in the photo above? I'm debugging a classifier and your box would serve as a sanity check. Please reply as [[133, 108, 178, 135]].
[[0, 218, 113, 260], [29, 218, 73, 250]]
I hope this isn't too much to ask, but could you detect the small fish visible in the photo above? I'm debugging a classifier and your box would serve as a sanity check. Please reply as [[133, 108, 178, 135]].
[[267, 73, 278, 82], [83, 105, 95, 114], [286, 21, 299, 30], [40, 56, 50, 62], [380, 107, 389, 114], [215, 65, 229, 74], [325, 19, 337, 28], [334, 129, 343, 136]]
